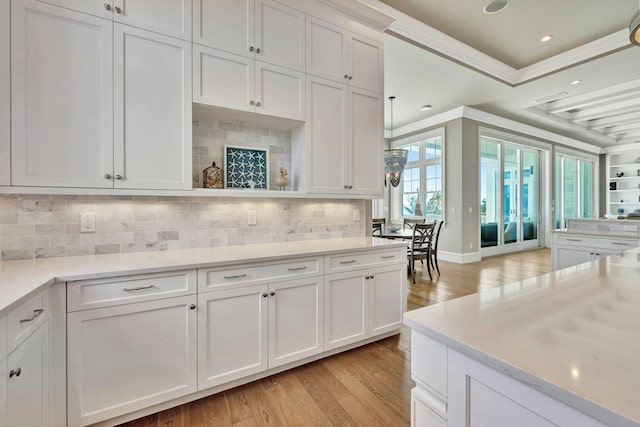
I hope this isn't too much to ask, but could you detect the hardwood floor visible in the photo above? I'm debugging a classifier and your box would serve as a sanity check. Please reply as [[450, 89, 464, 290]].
[[120, 248, 551, 427]]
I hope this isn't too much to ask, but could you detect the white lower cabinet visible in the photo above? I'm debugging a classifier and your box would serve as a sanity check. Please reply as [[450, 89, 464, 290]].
[[324, 263, 405, 351], [198, 277, 322, 390], [552, 232, 640, 270], [67, 295, 197, 426], [7, 320, 51, 427]]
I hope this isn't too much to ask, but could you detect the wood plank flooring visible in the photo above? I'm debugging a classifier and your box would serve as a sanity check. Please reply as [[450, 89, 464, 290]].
[[119, 248, 551, 427]]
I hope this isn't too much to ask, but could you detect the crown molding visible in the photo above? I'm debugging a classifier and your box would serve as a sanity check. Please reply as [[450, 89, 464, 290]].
[[359, 0, 632, 86], [316, 0, 395, 31], [389, 106, 603, 154], [516, 29, 631, 83]]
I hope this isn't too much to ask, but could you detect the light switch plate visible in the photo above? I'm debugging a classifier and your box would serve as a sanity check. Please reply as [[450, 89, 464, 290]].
[[247, 210, 257, 225]]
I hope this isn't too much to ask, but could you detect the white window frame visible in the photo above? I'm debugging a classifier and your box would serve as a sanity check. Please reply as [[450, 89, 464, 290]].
[[554, 147, 599, 227], [390, 127, 445, 223]]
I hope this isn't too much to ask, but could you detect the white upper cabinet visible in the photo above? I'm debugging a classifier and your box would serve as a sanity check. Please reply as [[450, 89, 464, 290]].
[[306, 17, 383, 93], [194, 45, 305, 121], [114, 24, 192, 190], [0, 0, 10, 186], [306, 76, 383, 196], [194, 0, 304, 72], [11, 1, 191, 190], [36, 0, 192, 40], [11, 0, 114, 188]]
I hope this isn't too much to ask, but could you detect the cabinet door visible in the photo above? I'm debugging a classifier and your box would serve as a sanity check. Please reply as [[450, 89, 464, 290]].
[[348, 87, 383, 196], [194, 45, 255, 113], [35, 0, 113, 19], [198, 285, 268, 390], [255, 0, 305, 72], [11, 0, 114, 188], [324, 271, 366, 351], [268, 278, 323, 368], [555, 245, 594, 270], [67, 296, 197, 426], [369, 265, 405, 336], [113, 24, 192, 190], [193, 0, 254, 58], [113, 0, 192, 41], [306, 17, 348, 84], [256, 61, 305, 121], [0, 0, 9, 186], [307, 77, 348, 194], [347, 33, 383, 92], [7, 320, 51, 427]]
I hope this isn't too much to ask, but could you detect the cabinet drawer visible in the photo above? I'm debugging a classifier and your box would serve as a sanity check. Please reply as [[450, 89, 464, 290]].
[[7, 289, 48, 353], [325, 248, 405, 273], [67, 269, 197, 312], [199, 257, 322, 292], [556, 234, 640, 250]]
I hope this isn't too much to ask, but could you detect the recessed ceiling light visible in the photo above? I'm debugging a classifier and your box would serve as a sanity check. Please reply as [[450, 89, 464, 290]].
[[571, 79, 582, 85], [421, 105, 432, 111], [483, 0, 508, 14], [540, 34, 553, 42]]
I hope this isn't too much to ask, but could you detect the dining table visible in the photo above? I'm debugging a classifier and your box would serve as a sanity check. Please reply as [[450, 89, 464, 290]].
[[377, 226, 417, 240]]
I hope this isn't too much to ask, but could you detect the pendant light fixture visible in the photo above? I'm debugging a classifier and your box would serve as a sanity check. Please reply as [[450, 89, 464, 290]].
[[384, 96, 408, 187], [631, 0, 640, 45]]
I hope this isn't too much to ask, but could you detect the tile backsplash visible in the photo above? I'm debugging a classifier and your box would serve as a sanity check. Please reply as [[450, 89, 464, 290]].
[[0, 194, 365, 261]]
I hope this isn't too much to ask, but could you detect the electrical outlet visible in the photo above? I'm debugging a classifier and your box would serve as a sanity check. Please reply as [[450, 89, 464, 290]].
[[468, 207, 473, 213], [80, 212, 96, 233], [247, 210, 257, 225]]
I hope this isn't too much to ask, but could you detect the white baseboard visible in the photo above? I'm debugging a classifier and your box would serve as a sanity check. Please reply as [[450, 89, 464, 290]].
[[439, 250, 481, 264]]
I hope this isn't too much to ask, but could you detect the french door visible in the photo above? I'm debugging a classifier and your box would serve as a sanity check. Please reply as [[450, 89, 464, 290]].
[[480, 138, 540, 255]]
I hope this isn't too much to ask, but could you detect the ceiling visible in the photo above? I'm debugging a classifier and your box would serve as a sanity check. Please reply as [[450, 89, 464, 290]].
[[367, 0, 640, 148]]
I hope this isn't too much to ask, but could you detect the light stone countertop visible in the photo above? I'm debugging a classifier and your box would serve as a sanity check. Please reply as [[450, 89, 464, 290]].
[[0, 237, 406, 314], [404, 247, 640, 427], [551, 228, 640, 239]]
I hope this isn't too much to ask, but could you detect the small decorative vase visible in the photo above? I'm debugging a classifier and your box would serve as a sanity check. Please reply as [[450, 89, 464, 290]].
[[203, 162, 223, 189]]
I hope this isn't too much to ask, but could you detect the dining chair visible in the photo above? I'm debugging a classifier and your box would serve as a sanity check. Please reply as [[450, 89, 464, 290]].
[[408, 222, 435, 283], [372, 217, 386, 225], [403, 217, 425, 230], [372, 221, 383, 237], [429, 220, 444, 276]]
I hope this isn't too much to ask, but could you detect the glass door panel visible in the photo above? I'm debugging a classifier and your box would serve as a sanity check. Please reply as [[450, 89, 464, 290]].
[[522, 150, 538, 241], [480, 140, 500, 248], [503, 146, 519, 245]]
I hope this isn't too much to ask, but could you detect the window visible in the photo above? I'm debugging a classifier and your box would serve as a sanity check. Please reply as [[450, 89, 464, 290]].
[[391, 129, 444, 220], [555, 152, 597, 228]]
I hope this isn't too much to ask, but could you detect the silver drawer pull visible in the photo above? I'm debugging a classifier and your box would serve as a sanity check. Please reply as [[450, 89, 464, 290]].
[[20, 309, 44, 323], [566, 238, 582, 242], [381, 255, 396, 259], [123, 285, 154, 292], [288, 266, 307, 271], [224, 273, 247, 279], [340, 260, 356, 264], [611, 243, 631, 246]]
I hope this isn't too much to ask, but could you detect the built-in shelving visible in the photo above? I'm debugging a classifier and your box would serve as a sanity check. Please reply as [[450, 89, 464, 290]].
[[606, 145, 640, 216]]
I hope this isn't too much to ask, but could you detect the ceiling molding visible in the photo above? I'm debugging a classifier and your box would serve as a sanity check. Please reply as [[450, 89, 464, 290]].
[[389, 106, 603, 154], [317, 0, 396, 31], [516, 30, 632, 83], [359, 0, 632, 86]]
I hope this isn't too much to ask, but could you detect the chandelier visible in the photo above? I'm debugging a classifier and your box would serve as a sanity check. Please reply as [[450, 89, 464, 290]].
[[384, 96, 408, 187]]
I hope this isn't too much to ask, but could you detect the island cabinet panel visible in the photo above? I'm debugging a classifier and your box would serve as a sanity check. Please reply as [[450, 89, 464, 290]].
[[323, 270, 366, 350], [67, 295, 197, 426], [446, 350, 608, 427], [0, 357, 6, 427], [552, 231, 640, 270]]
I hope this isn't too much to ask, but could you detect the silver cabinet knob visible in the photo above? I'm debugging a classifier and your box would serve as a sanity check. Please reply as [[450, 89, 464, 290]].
[[343, 185, 348, 189], [348, 75, 353, 80], [104, 174, 112, 179], [256, 101, 261, 107], [262, 292, 268, 298], [9, 368, 21, 378], [114, 6, 122, 13], [269, 291, 275, 296], [115, 174, 122, 180], [249, 46, 254, 52], [249, 100, 255, 106], [256, 48, 261, 54], [104, 3, 112, 10], [370, 275, 374, 279], [344, 74, 349, 79], [189, 304, 196, 310], [365, 275, 370, 280]]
